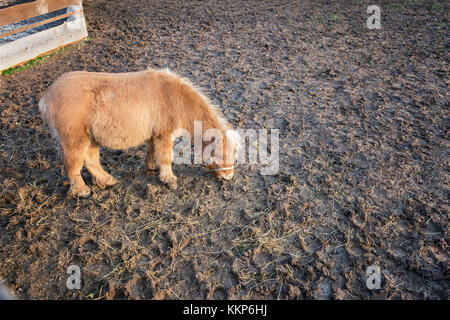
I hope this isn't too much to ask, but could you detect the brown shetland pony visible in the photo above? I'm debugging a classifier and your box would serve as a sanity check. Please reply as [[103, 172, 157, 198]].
[[39, 68, 239, 197]]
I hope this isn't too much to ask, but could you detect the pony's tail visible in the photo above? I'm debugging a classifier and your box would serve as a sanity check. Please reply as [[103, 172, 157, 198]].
[[38, 93, 48, 124]]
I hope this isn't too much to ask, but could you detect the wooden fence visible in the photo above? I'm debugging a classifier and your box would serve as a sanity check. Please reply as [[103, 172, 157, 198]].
[[0, 0, 88, 71]]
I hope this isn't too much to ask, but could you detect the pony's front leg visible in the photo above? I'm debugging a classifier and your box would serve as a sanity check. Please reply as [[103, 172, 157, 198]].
[[154, 136, 177, 189]]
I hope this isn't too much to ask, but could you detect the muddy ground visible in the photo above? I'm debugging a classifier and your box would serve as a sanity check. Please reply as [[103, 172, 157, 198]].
[[0, 0, 448, 299]]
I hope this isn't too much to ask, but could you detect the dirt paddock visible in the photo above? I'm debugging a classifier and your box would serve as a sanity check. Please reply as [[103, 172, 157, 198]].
[[0, 0, 448, 299]]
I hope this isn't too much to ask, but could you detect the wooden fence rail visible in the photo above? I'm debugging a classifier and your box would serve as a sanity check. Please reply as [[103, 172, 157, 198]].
[[0, 0, 81, 27]]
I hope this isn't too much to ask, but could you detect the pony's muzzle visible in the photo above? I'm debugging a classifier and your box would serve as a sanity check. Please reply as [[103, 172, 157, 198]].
[[216, 172, 234, 181], [221, 172, 234, 181], [210, 165, 234, 181]]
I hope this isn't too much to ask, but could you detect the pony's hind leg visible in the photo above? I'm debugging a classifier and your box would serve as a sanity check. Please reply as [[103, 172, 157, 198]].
[[154, 136, 177, 189], [145, 138, 157, 171], [62, 143, 91, 198], [84, 142, 118, 188]]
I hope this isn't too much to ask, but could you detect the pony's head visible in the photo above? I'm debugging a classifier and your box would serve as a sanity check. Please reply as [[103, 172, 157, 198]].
[[205, 129, 241, 181]]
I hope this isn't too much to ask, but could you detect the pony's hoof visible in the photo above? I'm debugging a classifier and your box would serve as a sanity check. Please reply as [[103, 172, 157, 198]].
[[146, 162, 157, 171], [68, 186, 91, 198], [162, 176, 177, 190], [94, 176, 118, 188], [168, 181, 178, 190]]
